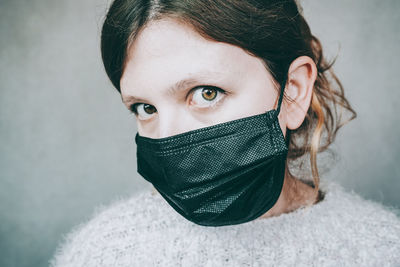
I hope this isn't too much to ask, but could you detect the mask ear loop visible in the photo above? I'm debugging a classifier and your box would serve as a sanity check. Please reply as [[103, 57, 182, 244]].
[[275, 76, 287, 116]]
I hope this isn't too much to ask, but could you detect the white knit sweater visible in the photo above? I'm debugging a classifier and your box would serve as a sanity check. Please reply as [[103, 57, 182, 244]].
[[50, 180, 400, 266]]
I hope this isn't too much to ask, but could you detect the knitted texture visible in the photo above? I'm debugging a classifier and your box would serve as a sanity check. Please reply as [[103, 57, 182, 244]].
[[50, 180, 400, 266]]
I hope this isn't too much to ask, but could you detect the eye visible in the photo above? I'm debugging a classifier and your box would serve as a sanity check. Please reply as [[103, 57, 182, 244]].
[[190, 86, 226, 108], [130, 103, 157, 120]]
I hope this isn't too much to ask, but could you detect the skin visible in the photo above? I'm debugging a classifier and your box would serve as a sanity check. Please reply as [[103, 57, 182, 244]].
[[120, 18, 319, 218]]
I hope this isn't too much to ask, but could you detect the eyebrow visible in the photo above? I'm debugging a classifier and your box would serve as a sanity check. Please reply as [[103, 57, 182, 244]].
[[121, 71, 225, 105]]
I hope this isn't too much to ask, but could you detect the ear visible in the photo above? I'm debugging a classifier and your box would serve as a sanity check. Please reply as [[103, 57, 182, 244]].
[[284, 56, 317, 130]]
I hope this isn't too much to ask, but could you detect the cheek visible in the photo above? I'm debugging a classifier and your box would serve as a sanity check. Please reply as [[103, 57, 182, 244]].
[[136, 119, 158, 138], [277, 103, 288, 137], [222, 87, 277, 119]]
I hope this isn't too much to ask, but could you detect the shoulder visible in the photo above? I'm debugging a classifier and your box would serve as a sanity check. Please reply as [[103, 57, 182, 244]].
[[315, 180, 400, 226], [285, 180, 400, 265], [50, 189, 178, 267]]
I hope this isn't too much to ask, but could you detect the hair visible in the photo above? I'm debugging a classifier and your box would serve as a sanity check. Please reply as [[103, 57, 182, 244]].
[[100, 0, 357, 200]]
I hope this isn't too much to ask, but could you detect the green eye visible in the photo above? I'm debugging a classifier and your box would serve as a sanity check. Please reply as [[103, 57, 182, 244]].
[[201, 87, 217, 101], [191, 86, 226, 108]]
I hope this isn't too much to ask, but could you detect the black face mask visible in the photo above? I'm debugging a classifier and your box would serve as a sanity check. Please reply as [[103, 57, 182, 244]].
[[135, 84, 288, 227]]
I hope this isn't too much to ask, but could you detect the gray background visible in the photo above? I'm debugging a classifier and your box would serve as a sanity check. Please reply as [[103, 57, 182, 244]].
[[0, 0, 399, 266]]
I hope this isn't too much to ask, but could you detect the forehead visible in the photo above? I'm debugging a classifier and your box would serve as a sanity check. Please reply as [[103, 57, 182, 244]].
[[120, 18, 263, 96]]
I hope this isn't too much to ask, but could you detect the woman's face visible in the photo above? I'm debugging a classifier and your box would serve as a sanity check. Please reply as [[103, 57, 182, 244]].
[[120, 18, 288, 138]]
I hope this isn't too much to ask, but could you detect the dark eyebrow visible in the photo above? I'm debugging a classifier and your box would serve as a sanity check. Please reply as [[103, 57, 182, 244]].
[[121, 71, 224, 105]]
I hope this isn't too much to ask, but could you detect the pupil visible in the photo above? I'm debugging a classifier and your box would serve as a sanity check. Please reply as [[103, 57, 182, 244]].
[[144, 104, 156, 114]]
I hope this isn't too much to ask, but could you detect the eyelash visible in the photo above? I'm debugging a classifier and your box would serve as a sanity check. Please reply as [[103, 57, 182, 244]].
[[129, 85, 227, 115]]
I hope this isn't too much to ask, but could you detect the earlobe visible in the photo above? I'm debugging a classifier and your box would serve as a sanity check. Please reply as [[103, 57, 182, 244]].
[[284, 56, 317, 130]]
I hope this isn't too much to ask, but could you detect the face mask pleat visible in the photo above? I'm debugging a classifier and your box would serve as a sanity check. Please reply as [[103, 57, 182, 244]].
[[135, 109, 278, 151]]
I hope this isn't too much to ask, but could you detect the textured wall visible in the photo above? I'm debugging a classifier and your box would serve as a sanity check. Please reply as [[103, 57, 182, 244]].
[[0, 0, 399, 266]]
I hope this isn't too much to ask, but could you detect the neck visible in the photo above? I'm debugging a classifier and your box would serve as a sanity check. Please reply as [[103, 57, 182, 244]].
[[259, 170, 319, 219]]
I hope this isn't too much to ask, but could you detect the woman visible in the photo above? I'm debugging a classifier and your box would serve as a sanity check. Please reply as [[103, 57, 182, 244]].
[[51, 0, 400, 265]]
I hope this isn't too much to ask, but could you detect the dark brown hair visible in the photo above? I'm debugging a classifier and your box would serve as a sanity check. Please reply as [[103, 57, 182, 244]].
[[100, 0, 357, 196]]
